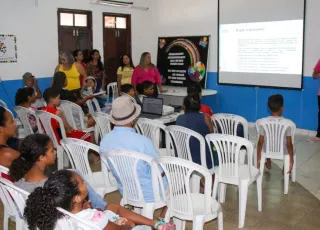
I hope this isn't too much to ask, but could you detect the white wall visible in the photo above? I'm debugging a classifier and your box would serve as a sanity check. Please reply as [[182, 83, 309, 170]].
[[147, 0, 320, 76], [0, 0, 152, 80]]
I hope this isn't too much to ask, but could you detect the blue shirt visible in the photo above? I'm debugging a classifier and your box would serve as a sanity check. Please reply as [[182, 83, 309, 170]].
[[100, 127, 167, 202]]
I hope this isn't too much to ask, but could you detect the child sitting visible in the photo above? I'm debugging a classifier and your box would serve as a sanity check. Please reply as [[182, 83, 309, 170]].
[[83, 76, 108, 108], [121, 84, 142, 106], [137, 81, 155, 102], [257, 94, 294, 173]]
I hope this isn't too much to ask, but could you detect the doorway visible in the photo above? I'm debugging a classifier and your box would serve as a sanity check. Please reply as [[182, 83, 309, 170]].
[[103, 13, 132, 84]]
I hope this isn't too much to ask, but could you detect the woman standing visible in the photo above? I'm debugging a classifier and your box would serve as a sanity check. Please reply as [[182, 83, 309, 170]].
[[131, 52, 166, 97], [73, 50, 87, 87], [54, 51, 87, 98], [117, 55, 135, 96], [87, 49, 106, 92]]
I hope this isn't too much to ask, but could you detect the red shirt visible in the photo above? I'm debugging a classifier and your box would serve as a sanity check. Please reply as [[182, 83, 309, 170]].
[[201, 104, 213, 117], [79, 62, 87, 87]]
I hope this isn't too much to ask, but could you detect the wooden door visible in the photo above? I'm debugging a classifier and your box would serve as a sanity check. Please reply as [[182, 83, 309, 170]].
[[58, 27, 77, 53], [103, 13, 131, 84]]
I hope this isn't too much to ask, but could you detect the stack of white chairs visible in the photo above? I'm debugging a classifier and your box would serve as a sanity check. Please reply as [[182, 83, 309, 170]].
[[36, 110, 69, 169], [61, 138, 118, 197], [206, 133, 262, 228], [256, 117, 296, 194], [102, 148, 166, 219], [157, 156, 223, 230], [107, 82, 118, 103]]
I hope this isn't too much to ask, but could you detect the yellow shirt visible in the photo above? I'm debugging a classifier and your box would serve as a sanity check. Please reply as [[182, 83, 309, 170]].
[[117, 66, 134, 85], [58, 64, 80, 90]]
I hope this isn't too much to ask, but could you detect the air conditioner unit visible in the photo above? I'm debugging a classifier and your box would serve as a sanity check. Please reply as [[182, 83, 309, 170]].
[[90, 0, 149, 10]]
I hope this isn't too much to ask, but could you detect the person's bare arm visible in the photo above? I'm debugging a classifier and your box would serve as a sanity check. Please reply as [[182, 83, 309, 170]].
[[286, 136, 294, 174], [103, 221, 132, 230], [312, 70, 320, 79], [56, 109, 73, 132], [52, 65, 60, 86], [117, 74, 122, 96], [204, 113, 214, 133], [33, 78, 42, 98], [75, 95, 94, 106], [257, 135, 264, 168]]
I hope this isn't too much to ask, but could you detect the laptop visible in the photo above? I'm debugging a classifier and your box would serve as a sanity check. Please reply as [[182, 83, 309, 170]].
[[139, 97, 163, 119]]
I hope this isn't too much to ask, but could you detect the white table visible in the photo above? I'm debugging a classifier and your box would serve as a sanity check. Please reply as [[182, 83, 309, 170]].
[[159, 86, 217, 106], [154, 112, 180, 124]]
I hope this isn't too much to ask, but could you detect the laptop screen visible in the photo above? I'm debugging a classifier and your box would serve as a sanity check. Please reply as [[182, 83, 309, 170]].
[[142, 97, 163, 115]]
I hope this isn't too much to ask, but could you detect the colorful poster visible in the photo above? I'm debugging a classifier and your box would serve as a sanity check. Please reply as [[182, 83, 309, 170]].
[[0, 35, 17, 63], [157, 36, 210, 88]]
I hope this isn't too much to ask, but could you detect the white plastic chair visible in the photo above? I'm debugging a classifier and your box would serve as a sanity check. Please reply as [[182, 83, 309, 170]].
[[135, 118, 169, 156], [157, 156, 223, 230], [92, 112, 112, 141], [102, 148, 166, 219], [56, 208, 100, 230], [107, 82, 118, 103], [0, 99, 8, 108], [36, 110, 68, 169], [258, 117, 296, 194], [14, 106, 42, 135], [205, 133, 262, 228], [0, 177, 29, 230], [212, 113, 249, 139], [86, 98, 102, 114], [61, 138, 118, 197], [34, 98, 47, 108], [59, 100, 94, 132]]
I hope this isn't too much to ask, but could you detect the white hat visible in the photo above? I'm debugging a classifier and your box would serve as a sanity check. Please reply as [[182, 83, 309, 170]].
[[109, 96, 141, 125]]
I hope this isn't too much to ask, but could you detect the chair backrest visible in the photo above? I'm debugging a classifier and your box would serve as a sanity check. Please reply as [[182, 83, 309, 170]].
[[206, 133, 254, 178], [60, 100, 86, 130], [258, 117, 296, 156], [156, 156, 213, 217], [212, 113, 249, 139], [92, 112, 112, 139], [35, 98, 47, 108], [60, 138, 97, 185], [135, 118, 168, 152], [56, 208, 100, 230], [103, 148, 162, 205], [0, 99, 8, 108], [86, 98, 101, 114], [166, 125, 211, 168], [36, 110, 66, 147], [14, 106, 42, 135], [0, 177, 29, 222], [107, 82, 118, 103], [0, 165, 9, 175]]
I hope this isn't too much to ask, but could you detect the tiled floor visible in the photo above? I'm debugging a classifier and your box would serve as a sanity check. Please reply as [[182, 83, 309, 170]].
[[2, 127, 320, 229]]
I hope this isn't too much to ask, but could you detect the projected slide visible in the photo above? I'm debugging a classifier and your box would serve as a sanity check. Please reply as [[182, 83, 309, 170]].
[[220, 20, 303, 75]]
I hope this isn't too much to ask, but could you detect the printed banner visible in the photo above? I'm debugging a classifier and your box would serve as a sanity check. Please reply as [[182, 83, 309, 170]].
[[157, 36, 210, 88], [0, 35, 17, 63]]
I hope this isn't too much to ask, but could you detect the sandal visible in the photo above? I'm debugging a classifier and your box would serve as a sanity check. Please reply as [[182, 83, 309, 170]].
[[154, 221, 175, 230]]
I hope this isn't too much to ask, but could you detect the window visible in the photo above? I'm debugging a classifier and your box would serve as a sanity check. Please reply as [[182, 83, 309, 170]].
[[104, 16, 127, 29], [59, 12, 89, 27]]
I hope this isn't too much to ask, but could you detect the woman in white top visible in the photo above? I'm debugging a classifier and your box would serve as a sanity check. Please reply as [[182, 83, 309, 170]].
[[24, 170, 175, 230]]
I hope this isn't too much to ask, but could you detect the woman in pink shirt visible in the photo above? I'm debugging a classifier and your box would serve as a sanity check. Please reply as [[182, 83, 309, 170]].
[[131, 52, 166, 97], [313, 59, 320, 139]]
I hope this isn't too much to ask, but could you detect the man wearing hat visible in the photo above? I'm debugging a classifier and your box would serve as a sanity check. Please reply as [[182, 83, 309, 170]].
[[100, 96, 168, 204], [23, 72, 42, 99]]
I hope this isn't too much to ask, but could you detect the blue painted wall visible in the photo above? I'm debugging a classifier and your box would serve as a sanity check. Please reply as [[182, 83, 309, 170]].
[[1, 73, 318, 131]]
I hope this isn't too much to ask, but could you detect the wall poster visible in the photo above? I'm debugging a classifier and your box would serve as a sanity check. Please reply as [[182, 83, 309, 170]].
[[0, 34, 17, 63]]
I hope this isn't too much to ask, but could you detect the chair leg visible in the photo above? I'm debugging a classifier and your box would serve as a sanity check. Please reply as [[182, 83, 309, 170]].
[[3, 210, 8, 230], [284, 156, 290, 195], [212, 176, 219, 200], [253, 148, 257, 168], [192, 215, 205, 230], [292, 154, 296, 182], [257, 175, 262, 211], [173, 217, 186, 230], [218, 183, 227, 203], [218, 210, 223, 230], [259, 156, 266, 175], [238, 181, 249, 228], [191, 174, 201, 193], [141, 204, 155, 219]]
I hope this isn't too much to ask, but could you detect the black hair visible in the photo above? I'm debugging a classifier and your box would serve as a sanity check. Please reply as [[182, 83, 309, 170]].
[[137, 81, 154, 94], [268, 94, 284, 113], [73, 49, 81, 59], [24, 170, 80, 230], [187, 82, 202, 95], [52, 71, 66, 92], [15, 87, 35, 105], [119, 54, 135, 71], [43, 88, 60, 104], [184, 93, 201, 112], [89, 49, 104, 71], [121, 84, 134, 93], [9, 134, 51, 181], [0, 106, 6, 127]]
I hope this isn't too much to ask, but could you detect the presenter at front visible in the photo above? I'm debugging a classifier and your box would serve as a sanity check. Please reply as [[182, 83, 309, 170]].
[[312, 59, 320, 140]]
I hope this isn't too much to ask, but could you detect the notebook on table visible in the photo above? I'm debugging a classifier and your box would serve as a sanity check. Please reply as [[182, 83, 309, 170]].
[[139, 97, 163, 119]]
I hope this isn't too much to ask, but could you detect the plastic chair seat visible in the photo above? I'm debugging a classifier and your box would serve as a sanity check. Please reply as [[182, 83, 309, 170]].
[[217, 164, 260, 184], [89, 171, 118, 197]]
